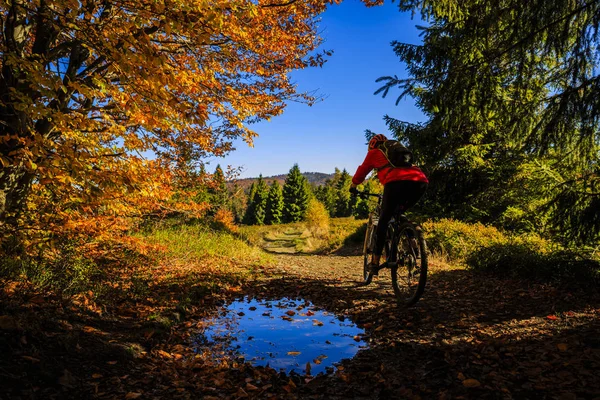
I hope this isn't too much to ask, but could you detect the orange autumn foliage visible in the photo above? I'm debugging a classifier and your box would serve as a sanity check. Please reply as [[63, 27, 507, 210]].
[[0, 0, 375, 251]]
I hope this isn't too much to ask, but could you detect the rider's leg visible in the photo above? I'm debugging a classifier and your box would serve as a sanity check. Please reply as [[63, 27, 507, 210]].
[[372, 182, 400, 266], [371, 180, 428, 265]]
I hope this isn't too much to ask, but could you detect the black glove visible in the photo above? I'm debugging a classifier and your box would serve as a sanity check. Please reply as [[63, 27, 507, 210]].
[[349, 186, 359, 195]]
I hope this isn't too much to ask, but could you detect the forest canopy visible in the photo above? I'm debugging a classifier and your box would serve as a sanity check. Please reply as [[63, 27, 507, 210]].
[[0, 0, 360, 249]]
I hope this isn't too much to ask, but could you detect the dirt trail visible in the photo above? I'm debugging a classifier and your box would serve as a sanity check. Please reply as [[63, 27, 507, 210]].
[[245, 252, 600, 399], [2, 248, 599, 400]]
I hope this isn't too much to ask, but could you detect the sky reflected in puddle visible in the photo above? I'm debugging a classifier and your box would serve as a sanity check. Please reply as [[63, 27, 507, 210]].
[[197, 297, 367, 375]]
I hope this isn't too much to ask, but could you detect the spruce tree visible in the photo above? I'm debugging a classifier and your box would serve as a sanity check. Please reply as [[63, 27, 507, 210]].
[[265, 181, 284, 224], [242, 182, 257, 225], [334, 169, 353, 217], [314, 182, 336, 217], [282, 164, 310, 223], [378, 0, 600, 243], [209, 164, 228, 209], [253, 175, 269, 225]]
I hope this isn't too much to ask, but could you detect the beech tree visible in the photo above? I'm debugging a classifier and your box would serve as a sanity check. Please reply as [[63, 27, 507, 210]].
[[0, 0, 359, 246]]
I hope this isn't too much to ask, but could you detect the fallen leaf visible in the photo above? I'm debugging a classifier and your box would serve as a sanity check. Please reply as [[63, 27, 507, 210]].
[[557, 343, 568, 351], [463, 379, 481, 388], [125, 393, 142, 399], [157, 350, 171, 358], [306, 362, 311, 375], [92, 374, 103, 379], [546, 315, 558, 321], [286, 310, 296, 316], [287, 351, 301, 356]]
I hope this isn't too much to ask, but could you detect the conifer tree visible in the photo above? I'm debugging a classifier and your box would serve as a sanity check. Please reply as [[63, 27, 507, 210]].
[[314, 182, 336, 217], [282, 164, 310, 223], [378, 0, 600, 243], [334, 169, 353, 217], [253, 175, 269, 225], [209, 164, 228, 209], [243, 182, 257, 225], [265, 181, 284, 225]]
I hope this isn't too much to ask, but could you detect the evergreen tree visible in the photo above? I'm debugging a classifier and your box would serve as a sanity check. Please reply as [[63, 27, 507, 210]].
[[334, 169, 353, 217], [253, 175, 269, 225], [265, 181, 284, 224], [242, 182, 257, 225], [378, 0, 600, 244], [229, 182, 246, 223], [209, 164, 228, 209], [282, 164, 310, 223], [314, 182, 336, 217]]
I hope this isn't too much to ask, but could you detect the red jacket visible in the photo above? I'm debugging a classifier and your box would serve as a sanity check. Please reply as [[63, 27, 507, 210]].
[[352, 148, 429, 186]]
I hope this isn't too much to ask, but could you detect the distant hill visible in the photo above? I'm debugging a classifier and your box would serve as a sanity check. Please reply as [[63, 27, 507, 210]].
[[229, 172, 334, 191]]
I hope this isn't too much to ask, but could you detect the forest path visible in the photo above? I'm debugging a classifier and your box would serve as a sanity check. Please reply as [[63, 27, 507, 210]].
[[2, 247, 599, 400], [239, 251, 600, 399]]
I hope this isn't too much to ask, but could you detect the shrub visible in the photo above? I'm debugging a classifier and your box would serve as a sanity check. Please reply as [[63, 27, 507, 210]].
[[422, 218, 507, 261], [304, 199, 330, 238], [212, 208, 238, 233], [466, 242, 600, 286]]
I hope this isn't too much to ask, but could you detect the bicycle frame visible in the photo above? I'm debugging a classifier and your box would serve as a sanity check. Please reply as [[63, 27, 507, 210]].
[[353, 188, 428, 305]]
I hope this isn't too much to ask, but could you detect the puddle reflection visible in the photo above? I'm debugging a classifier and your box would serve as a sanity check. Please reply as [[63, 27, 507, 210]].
[[198, 297, 367, 375]]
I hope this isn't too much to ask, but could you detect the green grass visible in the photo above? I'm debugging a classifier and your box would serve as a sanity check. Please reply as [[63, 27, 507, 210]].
[[239, 217, 367, 254], [142, 223, 274, 267]]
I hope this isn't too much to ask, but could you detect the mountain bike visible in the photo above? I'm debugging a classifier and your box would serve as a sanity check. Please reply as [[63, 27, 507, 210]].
[[354, 190, 428, 306]]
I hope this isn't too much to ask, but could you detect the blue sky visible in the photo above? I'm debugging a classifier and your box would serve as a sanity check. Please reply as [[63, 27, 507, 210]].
[[218, 1, 426, 179]]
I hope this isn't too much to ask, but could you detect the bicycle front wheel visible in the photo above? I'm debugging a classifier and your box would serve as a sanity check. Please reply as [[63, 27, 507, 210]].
[[391, 222, 428, 306], [362, 222, 376, 285]]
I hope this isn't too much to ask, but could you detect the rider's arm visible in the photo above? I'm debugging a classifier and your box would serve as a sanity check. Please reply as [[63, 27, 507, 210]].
[[352, 149, 379, 185]]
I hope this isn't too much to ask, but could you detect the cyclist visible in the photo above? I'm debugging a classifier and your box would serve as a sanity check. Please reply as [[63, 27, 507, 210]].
[[350, 134, 428, 275]]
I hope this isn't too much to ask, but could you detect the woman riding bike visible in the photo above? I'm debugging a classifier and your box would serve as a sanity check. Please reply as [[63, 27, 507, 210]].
[[350, 134, 428, 275]]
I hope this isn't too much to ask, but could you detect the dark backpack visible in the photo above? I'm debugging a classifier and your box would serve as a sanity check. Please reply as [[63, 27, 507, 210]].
[[378, 140, 413, 168]]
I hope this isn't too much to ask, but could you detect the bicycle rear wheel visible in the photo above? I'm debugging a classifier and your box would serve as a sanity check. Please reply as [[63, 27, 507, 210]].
[[362, 222, 376, 285], [391, 222, 427, 306]]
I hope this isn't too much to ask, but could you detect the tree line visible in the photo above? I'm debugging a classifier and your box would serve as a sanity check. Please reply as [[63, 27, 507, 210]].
[[203, 164, 383, 227]]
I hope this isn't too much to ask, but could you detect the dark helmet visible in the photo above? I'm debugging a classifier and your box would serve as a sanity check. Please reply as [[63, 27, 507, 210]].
[[368, 134, 387, 150]]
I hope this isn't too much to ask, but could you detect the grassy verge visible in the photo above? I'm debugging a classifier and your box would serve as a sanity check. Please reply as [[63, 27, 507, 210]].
[[239, 217, 366, 254]]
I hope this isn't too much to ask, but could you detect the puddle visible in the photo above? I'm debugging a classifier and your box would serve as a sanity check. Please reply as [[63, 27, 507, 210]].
[[197, 297, 367, 375]]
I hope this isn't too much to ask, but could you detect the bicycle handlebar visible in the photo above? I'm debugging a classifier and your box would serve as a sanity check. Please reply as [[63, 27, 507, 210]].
[[350, 189, 382, 199]]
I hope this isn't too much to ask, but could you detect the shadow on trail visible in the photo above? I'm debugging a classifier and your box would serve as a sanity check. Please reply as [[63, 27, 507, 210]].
[[245, 268, 600, 399], [2, 264, 599, 400]]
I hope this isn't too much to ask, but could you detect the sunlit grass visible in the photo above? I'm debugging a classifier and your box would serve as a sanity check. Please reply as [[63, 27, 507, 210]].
[[142, 224, 274, 267]]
